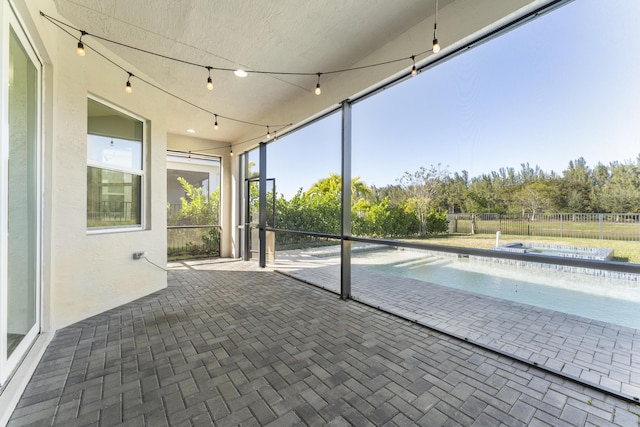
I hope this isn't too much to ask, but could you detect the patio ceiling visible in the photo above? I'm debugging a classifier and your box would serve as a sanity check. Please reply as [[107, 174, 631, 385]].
[[53, 0, 544, 150]]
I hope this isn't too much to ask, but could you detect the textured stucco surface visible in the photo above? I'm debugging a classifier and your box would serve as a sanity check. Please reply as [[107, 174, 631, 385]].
[[52, 0, 540, 147], [14, 0, 169, 331]]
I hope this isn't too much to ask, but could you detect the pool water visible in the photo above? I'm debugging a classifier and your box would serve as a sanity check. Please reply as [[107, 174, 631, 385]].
[[493, 242, 613, 260], [353, 249, 640, 329]]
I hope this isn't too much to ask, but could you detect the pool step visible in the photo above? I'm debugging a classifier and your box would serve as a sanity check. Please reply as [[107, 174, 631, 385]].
[[395, 256, 452, 270]]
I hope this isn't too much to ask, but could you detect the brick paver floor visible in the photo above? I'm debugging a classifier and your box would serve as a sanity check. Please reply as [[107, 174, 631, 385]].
[[8, 259, 640, 426], [274, 246, 640, 404]]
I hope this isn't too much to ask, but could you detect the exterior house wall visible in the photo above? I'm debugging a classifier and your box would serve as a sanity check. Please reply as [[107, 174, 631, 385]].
[[15, 0, 168, 331]]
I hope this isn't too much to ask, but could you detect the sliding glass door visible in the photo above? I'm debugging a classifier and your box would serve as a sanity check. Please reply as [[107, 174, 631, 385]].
[[1, 4, 41, 387]]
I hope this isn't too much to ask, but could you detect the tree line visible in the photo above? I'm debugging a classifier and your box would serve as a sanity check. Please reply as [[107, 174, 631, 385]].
[[373, 155, 640, 216], [170, 155, 640, 247], [273, 155, 640, 241]]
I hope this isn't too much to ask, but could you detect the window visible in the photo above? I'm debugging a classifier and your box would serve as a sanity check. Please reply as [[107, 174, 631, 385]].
[[87, 98, 144, 230]]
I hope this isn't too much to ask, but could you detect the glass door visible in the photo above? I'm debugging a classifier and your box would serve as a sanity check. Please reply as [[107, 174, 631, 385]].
[[1, 8, 41, 387]]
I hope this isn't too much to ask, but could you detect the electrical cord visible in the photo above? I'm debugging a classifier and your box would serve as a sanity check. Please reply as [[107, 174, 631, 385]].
[[143, 255, 169, 272]]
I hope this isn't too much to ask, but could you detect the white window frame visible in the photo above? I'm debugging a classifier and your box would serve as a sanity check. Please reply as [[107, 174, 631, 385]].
[[87, 96, 147, 234]]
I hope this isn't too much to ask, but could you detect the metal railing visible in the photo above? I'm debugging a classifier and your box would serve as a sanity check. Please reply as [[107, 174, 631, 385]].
[[167, 225, 221, 260], [88, 201, 135, 223], [267, 227, 640, 275], [447, 213, 640, 241], [167, 203, 182, 217]]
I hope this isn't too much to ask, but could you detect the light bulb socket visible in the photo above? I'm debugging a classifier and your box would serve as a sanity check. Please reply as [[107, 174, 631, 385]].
[[314, 73, 322, 95]]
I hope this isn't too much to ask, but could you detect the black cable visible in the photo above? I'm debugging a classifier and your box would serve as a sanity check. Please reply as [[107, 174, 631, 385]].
[[40, 11, 291, 129], [143, 256, 168, 272], [193, 125, 290, 153], [40, 11, 431, 78]]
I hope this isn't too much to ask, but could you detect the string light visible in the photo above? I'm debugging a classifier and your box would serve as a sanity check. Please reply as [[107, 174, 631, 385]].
[[432, 0, 441, 53], [77, 30, 87, 56], [206, 66, 213, 90], [411, 55, 417, 76], [125, 72, 133, 93], [44, 12, 433, 83], [266, 126, 271, 139], [214, 114, 219, 130], [230, 146, 234, 156], [41, 11, 431, 139]]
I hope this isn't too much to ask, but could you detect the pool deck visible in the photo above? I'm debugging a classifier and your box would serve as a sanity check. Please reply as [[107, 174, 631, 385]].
[[7, 259, 640, 426], [274, 249, 640, 404]]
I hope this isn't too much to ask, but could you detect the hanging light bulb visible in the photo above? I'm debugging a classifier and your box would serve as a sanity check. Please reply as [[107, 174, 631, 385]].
[[314, 73, 322, 95], [266, 126, 271, 139], [214, 114, 219, 131], [230, 146, 234, 156], [234, 69, 248, 78], [411, 55, 417, 76], [77, 31, 87, 56], [432, 0, 441, 53], [125, 73, 133, 93], [206, 67, 213, 90]]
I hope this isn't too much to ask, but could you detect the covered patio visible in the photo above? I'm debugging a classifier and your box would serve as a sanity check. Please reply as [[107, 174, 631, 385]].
[[8, 262, 639, 426], [3, 0, 640, 424]]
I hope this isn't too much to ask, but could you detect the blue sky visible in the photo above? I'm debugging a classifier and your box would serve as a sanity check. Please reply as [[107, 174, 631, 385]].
[[267, 0, 640, 199]]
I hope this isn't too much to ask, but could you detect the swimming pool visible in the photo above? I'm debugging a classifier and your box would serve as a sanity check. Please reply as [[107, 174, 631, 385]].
[[353, 248, 640, 329], [493, 242, 613, 260]]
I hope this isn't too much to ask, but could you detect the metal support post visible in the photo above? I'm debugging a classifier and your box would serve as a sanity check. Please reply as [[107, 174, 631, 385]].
[[259, 142, 267, 267], [341, 101, 352, 300]]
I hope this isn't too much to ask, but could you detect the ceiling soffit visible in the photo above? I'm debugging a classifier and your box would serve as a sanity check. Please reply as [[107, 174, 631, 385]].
[[52, 0, 540, 147]]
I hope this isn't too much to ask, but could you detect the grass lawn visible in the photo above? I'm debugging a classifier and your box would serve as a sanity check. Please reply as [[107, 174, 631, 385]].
[[402, 234, 640, 264]]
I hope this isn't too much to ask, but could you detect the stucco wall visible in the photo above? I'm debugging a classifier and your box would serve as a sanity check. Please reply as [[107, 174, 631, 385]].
[[16, 0, 168, 330]]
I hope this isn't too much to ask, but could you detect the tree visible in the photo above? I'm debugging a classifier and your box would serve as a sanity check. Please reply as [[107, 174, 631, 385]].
[[439, 170, 469, 213], [305, 173, 373, 202], [600, 160, 640, 213], [424, 209, 449, 235], [466, 173, 510, 214], [590, 162, 610, 212], [167, 177, 220, 259], [397, 165, 448, 237], [513, 182, 554, 218], [168, 177, 219, 225], [563, 157, 591, 183]]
